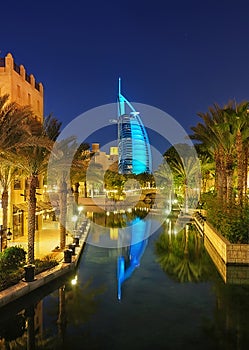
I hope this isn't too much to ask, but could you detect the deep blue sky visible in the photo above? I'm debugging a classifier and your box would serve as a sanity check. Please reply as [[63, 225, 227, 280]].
[[1, 0, 249, 146]]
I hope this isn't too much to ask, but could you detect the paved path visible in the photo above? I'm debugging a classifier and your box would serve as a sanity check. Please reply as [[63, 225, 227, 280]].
[[9, 222, 73, 261], [0, 220, 91, 308]]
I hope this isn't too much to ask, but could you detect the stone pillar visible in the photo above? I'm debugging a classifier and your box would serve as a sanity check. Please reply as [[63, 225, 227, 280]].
[[30, 74, 35, 88], [20, 64, 25, 79], [5, 53, 14, 71]]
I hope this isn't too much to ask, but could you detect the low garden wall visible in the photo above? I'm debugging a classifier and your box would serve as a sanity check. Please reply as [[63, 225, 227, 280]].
[[194, 213, 249, 265], [204, 236, 249, 284]]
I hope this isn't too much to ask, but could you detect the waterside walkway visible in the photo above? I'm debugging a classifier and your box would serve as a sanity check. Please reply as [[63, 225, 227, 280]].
[[0, 220, 91, 308]]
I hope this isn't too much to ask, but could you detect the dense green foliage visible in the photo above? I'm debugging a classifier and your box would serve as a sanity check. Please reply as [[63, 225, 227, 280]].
[[0, 247, 59, 291], [34, 254, 59, 274], [0, 246, 26, 270], [200, 193, 249, 243], [0, 246, 26, 291]]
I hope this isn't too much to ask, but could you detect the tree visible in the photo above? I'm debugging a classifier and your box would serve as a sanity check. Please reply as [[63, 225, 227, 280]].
[[190, 100, 249, 209], [194, 144, 215, 193], [191, 103, 235, 207], [86, 162, 104, 197], [15, 116, 58, 264], [48, 136, 80, 249], [225, 101, 249, 206], [70, 142, 91, 201], [104, 170, 126, 200], [163, 144, 201, 213], [154, 160, 173, 211], [0, 94, 34, 247], [0, 164, 19, 234]]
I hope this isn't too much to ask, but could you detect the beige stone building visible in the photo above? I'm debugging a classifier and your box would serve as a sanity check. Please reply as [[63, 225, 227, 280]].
[[91, 143, 118, 171], [0, 52, 43, 121], [0, 53, 46, 239]]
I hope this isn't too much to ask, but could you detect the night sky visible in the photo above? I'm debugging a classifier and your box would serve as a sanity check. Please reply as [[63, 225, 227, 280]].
[[1, 0, 249, 148]]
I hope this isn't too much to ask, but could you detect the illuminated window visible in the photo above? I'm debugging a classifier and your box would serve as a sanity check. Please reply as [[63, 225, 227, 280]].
[[14, 179, 21, 190]]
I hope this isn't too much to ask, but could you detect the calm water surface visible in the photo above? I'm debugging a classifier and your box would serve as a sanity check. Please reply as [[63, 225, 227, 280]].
[[1, 215, 249, 350]]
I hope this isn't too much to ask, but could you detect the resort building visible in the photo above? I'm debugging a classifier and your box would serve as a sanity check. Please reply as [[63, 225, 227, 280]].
[[0, 53, 46, 240], [91, 143, 118, 171], [0, 52, 43, 122], [117, 79, 152, 175]]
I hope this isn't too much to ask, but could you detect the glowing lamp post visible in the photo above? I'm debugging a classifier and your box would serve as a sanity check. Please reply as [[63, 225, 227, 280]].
[[0, 225, 12, 252], [72, 215, 78, 233]]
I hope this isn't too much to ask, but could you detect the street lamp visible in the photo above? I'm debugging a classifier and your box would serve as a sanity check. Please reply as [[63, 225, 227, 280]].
[[0, 225, 12, 252], [78, 205, 84, 216], [78, 206, 83, 214], [72, 215, 78, 232]]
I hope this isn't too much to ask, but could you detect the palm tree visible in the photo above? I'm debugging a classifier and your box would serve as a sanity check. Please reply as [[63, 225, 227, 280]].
[[191, 100, 249, 208], [190, 103, 235, 207], [0, 163, 19, 235], [48, 137, 79, 249], [197, 149, 215, 193], [226, 101, 249, 205], [164, 145, 201, 214], [70, 142, 90, 203], [87, 162, 104, 197], [154, 160, 173, 211], [0, 95, 32, 155], [15, 116, 59, 264], [0, 94, 34, 247]]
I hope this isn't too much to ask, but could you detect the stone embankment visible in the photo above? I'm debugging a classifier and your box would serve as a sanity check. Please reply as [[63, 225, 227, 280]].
[[193, 212, 249, 284], [194, 212, 249, 265], [0, 221, 90, 308]]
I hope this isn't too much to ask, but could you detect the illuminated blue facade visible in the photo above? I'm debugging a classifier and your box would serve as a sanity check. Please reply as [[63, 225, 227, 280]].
[[117, 78, 152, 174], [117, 217, 150, 300]]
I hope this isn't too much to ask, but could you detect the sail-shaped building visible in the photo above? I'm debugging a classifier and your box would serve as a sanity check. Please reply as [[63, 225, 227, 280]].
[[117, 78, 152, 174]]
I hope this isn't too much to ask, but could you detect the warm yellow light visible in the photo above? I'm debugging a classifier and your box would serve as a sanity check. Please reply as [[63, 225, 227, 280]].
[[72, 215, 78, 222], [71, 275, 78, 285], [78, 206, 83, 213]]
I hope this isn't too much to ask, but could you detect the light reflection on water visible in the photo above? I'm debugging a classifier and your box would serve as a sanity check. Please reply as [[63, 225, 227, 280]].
[[1, 213, 249, 349]]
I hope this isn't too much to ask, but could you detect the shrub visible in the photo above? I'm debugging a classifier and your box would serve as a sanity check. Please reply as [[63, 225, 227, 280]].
[[0, 269, 24, 291], [202, 193, 249, 243], [0, 246, 26, 271], [34, 254, 58, 274]]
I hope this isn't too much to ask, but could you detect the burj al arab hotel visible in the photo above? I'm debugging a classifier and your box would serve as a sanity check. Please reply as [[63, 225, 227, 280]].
[[117, 78, 152, 175]]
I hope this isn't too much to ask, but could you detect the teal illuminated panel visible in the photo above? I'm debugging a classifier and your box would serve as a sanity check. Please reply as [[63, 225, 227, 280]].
[[117, 79, 152, 174]]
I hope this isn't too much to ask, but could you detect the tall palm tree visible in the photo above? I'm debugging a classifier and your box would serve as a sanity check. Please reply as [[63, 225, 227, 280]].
[[154, 160, 173, 211], [87, 162, 104, 197], [171, 156, 201, 213], [70, 142, 90, 203], [15, 116, 59, 264], [163, 144, 201, 214], [191, 103, 235, 207], [0, 163, 19, 234], [48, 137, 79, 249], [226, 101, 249, 205], [191, 100, 249, 208], [0, 94, 34, 247], [0, 95, 32, 154], [194, 145, 215, 193]]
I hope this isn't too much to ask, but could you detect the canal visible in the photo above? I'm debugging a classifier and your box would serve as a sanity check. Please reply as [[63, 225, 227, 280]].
[[0, 212, 249, 349]]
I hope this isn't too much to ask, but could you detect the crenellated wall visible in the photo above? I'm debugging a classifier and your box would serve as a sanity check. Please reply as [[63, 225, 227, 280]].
[[0, 52, 45, 236], [0, 52, 43, 121]]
